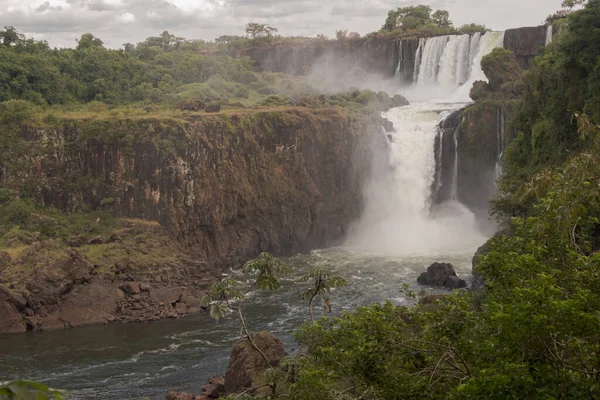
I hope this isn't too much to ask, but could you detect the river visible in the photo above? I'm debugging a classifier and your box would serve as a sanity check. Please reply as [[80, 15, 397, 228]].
[[1, 30, 505, 399]]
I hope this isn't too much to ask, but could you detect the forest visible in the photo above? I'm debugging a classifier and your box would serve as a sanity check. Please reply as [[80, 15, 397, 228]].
[[2, 0, 600, 399]]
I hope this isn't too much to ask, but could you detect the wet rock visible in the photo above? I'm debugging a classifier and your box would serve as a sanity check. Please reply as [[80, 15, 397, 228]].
[[417, 262, 465, 289], [392, 94, 410, 107], [0, 285, 27, 334], [224, 330, 287, 395], [201, 376, 225, 398], [444, 275, 467, 289]]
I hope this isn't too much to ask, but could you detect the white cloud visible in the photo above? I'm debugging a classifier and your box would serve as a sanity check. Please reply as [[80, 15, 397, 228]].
[[116, 12, 135, 23], [1, 0, 565, 48]]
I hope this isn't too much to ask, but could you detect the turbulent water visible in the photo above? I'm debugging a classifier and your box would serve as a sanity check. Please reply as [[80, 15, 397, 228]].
[[1, 31, 506, 400]]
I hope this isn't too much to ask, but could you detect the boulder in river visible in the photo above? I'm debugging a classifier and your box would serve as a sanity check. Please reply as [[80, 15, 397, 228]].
[[201, 376, 224, 398], [224, 330, 287, 395], [417, 262, 466, 289]]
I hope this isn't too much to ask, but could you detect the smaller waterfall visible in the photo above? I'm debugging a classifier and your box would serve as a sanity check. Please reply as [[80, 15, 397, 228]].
[[545, 25, 553, 45], [450, 131, 459, 200], [495, 107, 506, 180], [394, 41, 403, 78], [413, 38, 425, 82]]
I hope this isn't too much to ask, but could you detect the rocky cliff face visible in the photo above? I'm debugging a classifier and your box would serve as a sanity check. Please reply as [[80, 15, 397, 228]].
[[236, 27, 547, 80], [503, 25, 548, 69], [232, 37, 405, 78], [0, 107, 381, 333]]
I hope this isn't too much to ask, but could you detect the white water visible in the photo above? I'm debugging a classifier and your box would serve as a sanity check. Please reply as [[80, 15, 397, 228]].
[[346, 31, 505, 256], [546, 25, 553, 45]]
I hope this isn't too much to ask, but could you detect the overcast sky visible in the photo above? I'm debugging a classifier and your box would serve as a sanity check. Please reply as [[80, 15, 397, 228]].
[[0, 0, 564, 49]]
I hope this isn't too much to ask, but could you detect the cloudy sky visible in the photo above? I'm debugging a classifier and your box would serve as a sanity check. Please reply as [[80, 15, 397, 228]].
[[0, 0, 564, 48]]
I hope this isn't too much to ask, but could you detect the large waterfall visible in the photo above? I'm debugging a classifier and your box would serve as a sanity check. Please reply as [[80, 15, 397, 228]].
[[346, 31, 505, 255]]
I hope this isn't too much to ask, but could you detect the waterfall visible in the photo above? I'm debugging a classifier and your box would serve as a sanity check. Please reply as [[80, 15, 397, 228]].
[[412, 38, 425, 83], [394, 41, 403, 78], [545, 25, 553, 45], [409, 31, 504, 100], [451, 131, 459, 200], [417, 36, 450, 85], [495, 106, 506, 180], [346, 31, 506, 255]]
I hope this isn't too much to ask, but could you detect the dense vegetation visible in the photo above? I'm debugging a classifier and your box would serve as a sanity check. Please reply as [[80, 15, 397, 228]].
[[380, 5, 487, 36], [241, 1, 600, 399]]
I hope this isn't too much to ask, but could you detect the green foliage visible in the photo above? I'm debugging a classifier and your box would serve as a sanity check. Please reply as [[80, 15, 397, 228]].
[[0, 380, 64, 400], [297, 267, 346, 322], [457, 23, 489, 34], [245, 22, 279, 42], [380, 4, 486, 36], [243, 252, 292, 291], [0, 189, 117, 246], [496, 0, 600, 216]]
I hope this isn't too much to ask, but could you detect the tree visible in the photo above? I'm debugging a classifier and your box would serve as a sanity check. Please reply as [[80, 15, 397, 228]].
[[432, 10, 453, 28], [245, 22, 278, 40], [202, 253, 291, 362], [562, 0, 587, 10], [297, 267, 346, 323], [335, 30, 348, 40], [0, 26, 20, 47], [381, 5, 433, 31], [76, 33, 104, 51]]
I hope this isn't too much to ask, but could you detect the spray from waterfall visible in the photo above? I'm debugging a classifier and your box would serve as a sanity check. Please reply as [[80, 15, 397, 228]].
[[346, 31, 505, 256]]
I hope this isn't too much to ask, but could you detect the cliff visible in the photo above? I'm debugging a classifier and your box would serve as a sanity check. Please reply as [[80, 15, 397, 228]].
[[503, 25, 548, 69], [231, 37, 408, 79], [232, 26, 548, 81], [0, 107, 381, 333]]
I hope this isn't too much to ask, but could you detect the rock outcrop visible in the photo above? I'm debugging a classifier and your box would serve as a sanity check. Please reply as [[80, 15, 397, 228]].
[[504, 25, 548, 69], [1, 108, 380, 334], [224, 331, 287, 395], [231, 37, 407, 78], [417, 263, 466, 289], [0, 221, 211, 333]]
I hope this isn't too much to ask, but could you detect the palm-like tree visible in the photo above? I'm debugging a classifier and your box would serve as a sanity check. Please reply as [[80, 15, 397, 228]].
[[298, 267, 347, 323]]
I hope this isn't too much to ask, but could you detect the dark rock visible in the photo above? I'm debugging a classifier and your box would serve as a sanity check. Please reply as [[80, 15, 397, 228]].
[[444, 276, 467, 289], [0, 285, 27, 334], [120, 282, 140, 295], [504, 25, 547, 69], [224, 331, 287, 395], [392, 94, 410, 107], [418, 262, 457, 287], [201, 376, 225, 398]]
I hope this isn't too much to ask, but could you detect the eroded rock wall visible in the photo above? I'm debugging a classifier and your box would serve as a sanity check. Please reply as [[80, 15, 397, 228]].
[[0, 107, 380, 333]]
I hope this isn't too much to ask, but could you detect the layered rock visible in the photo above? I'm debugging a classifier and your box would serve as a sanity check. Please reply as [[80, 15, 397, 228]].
[[503, 25, 548, 69], [231, 37, 405, 78], [0, 108, 381, 333]]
